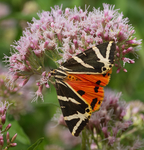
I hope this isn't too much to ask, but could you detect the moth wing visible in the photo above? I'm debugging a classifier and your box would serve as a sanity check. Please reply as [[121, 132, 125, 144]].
[[65, 69, 112, 112], [61, 41, 115, 74], [55, 80, 92, 136]]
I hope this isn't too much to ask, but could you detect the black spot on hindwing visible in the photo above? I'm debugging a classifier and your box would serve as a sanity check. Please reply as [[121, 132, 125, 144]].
[[96, 80, 101, 85], [94, 86, 99, 93], [102, 73, 106, 77], [77, 90, 85, 96], [91, 98, 98, 109]]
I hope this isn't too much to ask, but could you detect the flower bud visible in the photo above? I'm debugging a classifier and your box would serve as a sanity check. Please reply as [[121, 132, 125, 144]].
[[11, 133, 17, 143], [10, 143, 17, 147], [5, 124, 11, 131], [1, 115, 6, 125]]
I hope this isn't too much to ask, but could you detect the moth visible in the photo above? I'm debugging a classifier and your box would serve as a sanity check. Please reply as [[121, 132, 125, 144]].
[[51, 41, 116, 136]]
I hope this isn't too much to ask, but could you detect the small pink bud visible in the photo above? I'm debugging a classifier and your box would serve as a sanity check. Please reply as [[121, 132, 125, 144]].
[[104, 32, 109, 41], [51, 22, 54, 28], [86, 39, 90, 43], [73, 39, 77, 44], [130, 59, 135, 64], [130, 30, 135, 35], [79, 9, 83, 13], [42, 71, 46, 76], [48, 73, 51, 77], [123, 68, 127, 72], [35, 24, 39, 29], [0, 139, 4, 147], [127, 47, 133, 52], [122, 49, 127, 55], [65, 8, 69, 14], [5, 124, 11, 131], [34, 50, 43, 57], [1, 115, 6, 124], [121, 44, 125, 49], [6, 132, 10, 140], [11, 133, 17, 143], [114, 64, 119, 67], [126, 40, 136, 44], [102, 127, 109, 138], [45, 83, 50, 88], [120, 110, 126, 119], [21, 55, 26, 60], [16, 45, 21, 50], [13, 87, 19, 92], [116, 68, 121, 73], [116, 45, 119, 51], [36, 82, 40, 86], [26, 60, 30, 66], [118, 31, 122, 37], [7, 138, 10, 145], [58, 9, 62, 15], [41, 25, 46, 30], [44, 40, 49, 48], [10, 143, 17, 147], [116, 53, 120, 57]]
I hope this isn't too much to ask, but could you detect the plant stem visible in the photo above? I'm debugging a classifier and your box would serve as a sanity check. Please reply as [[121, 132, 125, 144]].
[[81, 129, 87, 150]]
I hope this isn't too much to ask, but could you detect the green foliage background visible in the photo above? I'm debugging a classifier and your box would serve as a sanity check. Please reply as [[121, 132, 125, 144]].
[[0, 0, 144, 149]]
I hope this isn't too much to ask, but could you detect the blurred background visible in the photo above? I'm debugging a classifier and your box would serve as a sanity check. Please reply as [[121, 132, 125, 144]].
[[0, 0, 144, 149]]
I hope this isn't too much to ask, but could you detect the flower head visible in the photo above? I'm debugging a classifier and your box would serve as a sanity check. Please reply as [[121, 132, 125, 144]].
[[0, 64, 34, 118], [4, 4, 141, 100]]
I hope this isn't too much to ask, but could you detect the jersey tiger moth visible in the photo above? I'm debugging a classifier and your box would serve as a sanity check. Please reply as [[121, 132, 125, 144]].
[[50, 41, 116, 136]]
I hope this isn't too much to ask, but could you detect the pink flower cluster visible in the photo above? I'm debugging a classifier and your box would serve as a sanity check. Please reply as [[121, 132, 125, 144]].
[[87, 90, 131, 146], [59, 90, 144, 149], [0, 101, 17, 149], [4, 4, 141, 97]]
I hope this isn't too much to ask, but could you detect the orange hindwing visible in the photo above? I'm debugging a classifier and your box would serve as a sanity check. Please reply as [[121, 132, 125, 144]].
[[64, 69, 112, 112]]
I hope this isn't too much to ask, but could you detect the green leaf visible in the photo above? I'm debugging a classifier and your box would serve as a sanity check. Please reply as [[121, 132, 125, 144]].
[[27, 137, 44, 150], [5, 119, 31, 145]]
